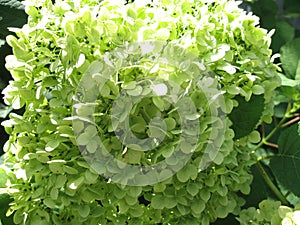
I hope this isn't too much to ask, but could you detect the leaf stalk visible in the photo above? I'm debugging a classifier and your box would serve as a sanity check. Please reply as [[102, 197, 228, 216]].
[[256, 162, 289, 206]]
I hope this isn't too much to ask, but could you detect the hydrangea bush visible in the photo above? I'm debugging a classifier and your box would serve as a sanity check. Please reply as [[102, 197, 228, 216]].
[[1, 0, 279, 224]]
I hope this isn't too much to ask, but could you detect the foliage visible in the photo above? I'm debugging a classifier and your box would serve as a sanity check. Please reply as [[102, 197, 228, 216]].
[[0, 158, 13, 225], [0, 0, 299, 225], [0, 0, 27, 38], [0, 2, 27, 224], [0, 0, 281, 224], [0, 0, 27, 154], [235, 0, 300, 224], [0, 0, 27, 89]]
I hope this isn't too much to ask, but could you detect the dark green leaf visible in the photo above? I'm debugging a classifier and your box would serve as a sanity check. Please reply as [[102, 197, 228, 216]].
[[0, 0, 27, 37], [271, 21, 295, 52], [0, 0, 24, 10], [242, 164, 277, 208], [249, 0, 278, 29], [283, 0, 300, 18], [274, 103, 288, 118], [270, 124, 300, 196], [0, 0, 27, 110], [277, 86, 298, 100], [277, 181, 300, 206], [211, 213, 239, 225], [229, 95, 264, 139], [0, 194, 13, 225], [280, 38, 300, 79]]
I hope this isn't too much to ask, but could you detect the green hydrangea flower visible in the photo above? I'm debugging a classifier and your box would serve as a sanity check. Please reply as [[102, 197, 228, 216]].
[[2, 0, 279, 224]]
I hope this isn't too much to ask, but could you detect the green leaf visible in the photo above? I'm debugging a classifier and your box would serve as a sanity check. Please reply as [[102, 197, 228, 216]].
[[42, 76, 59, 87], [86, 140, 98, 153], [129, 205, 144, 217], [296, 59, 300, 81], [199, 189, 211, 202], [0, 155, 4, 165], [130, 115, 147, 133], [48, 160, 65, 173], [84, 170, 98, 183], [242, 164, 277, 208], [211, 214, 239, 225], [191, 200, 205, 214], [152, 96, 165, 111], [67, 176, 85, 190], [78, 205, 90, 218], [118, 199, 129, 213], [125, 195, 138, 206], [176, 164, 198, 182], [50, 188, 58, 200], [247, 0, 278, 29], [0, 104, 11, 118], [278, 181, 300, 207], [187, 183, 199, 196], [127, 186, 142, 197], [280, 38, 300, 79], [44, 198, 56, 208], [0, 0, 24, 10], [248, 130, 261, 143], [114, 188, 126, 199], [278, 73, 300, 87], [45, 140, 60, 152], [259, 200, 281, 221], [164, 196, 177, 209], [55, 175, 67, 188], [0, 168, 7, 188], [229, 95, 264, 139], [271, 21, 295, 52], [151, 195, 164, 209], [63, 166, 78, 175], [0, 194, 13, 225], [123, 149, 142, 164], [250, 0, 278, 16], [127, 86, 143, 96], [163, 118, 176, 131], [0, 0, 27, 38], [76, 132, 90, 146], [283, 0, 300, 18], [153, 183, 166, 192], [270, 124, 300, 196]]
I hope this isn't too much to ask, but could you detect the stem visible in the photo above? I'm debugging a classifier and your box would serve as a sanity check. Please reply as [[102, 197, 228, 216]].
[[284, 191, 291, 198], [264, 142, 278, 149], [256, 162, 289, 205], [281, 116, 300, 128], [261, 122, 265, 138], [253, 104, 293, 206], [253, 104, 291, 152], [264, 116, 287, 142], [253, 116, 287, 151]]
